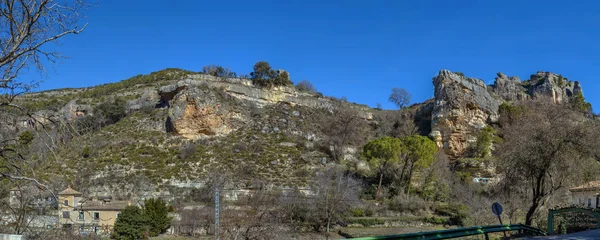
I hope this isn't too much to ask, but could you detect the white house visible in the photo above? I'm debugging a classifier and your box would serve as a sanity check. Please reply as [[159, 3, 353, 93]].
[[569, 180, 600, 208]]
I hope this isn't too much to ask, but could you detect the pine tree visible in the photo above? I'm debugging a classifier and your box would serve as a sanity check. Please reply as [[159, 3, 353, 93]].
[[144, 198, 172, 236], [112, 206, 149, 240]]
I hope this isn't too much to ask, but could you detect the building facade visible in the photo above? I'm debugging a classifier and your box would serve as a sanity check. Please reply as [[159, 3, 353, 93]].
[[569, 181, 600, 209], [58, 186, 131, 234]]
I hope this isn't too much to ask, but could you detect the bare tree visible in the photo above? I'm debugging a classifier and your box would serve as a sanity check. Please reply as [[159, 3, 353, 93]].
[[320, 98, 368, 161], [388, 88, 411, 109], [295, 80, 317, 93], [496, 99, 600, 226], [0, 0, 88, 179], [309, 166, 361, 233]]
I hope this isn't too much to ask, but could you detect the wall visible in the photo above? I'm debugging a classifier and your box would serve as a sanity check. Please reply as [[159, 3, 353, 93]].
[[0, 234, 23, 240], [571, 191, 599, 208]]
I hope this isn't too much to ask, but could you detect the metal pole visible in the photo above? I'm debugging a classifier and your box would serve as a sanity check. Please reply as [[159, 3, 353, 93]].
[[497, 215, 507, 238], [215, 187, 220, 240]]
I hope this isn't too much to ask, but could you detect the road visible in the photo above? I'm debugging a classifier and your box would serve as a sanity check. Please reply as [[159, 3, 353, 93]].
[[521, 228, 600, 239]]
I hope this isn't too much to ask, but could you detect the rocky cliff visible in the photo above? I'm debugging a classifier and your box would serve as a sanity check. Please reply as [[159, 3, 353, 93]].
[[430, 70, 584, 159], [6, 68, 589, 196]]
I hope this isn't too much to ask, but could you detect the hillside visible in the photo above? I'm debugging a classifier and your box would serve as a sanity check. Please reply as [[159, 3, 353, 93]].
[[5, 68, 591, 199]]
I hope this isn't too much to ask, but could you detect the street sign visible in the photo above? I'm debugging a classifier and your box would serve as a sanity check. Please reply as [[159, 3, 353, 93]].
[[492, 202, 503, 216], [492, 202, 507, 238]]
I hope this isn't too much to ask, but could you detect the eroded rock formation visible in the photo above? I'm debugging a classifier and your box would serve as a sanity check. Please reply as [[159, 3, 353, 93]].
[[430, 70, 499, 159], [431, 70, 584, 159]]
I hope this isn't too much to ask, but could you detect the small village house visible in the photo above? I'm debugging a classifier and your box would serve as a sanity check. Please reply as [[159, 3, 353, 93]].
[[569, 180, 600, 208], [58, 186, 132, 234]]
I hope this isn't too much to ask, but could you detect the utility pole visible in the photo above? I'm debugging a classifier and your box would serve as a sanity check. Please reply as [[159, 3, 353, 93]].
[[214, 186, 220, 240]]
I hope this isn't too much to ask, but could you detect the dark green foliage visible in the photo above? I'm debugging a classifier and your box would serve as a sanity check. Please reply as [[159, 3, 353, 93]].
[[349, 208, 365, 217], [143, 198, 172, 236], [498, 102, 526, 126], [571, 91, 592, 112], [18, 131, 34, 145], [557, 74, 567, 87], [472, 127, 501, 158], [112, 199, 171, 239], [94, 98, 126, 124], [425, 216, 449, 225], [434, 204, 469, 226], [82, 146, 90, 158], [112, 206, 150, 240], [250, 61, 292, 88]]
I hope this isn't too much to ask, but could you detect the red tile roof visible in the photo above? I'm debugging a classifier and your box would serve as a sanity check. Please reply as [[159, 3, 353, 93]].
[[75, 200, 131, 211], [58, 186, 82, 196]]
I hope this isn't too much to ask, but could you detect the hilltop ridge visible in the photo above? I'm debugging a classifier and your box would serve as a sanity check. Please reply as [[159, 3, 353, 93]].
[[5, 68, 591, 197]]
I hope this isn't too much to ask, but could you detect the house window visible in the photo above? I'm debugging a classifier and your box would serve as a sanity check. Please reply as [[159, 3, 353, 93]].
[[94, 212, 100, 220], [64, 199, 69, 206], [588, 198, 592, 208], [62, 211, 70, 218], [78, 212, 84, 220]]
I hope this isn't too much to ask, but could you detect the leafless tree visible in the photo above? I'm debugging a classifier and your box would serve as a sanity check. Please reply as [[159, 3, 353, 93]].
[[320, 98, 368, 161], [0, 0, 88, 182], [496, 99, 600, 226], [373, 110, 418, 138], [0, 182, 57, 235], [388, 87, 411, 109], [308, 166, 361, 233], [295, 80, 317, 93]]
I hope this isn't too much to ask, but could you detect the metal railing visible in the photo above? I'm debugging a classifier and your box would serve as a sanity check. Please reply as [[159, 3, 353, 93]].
[[345, 224, 546, 240]]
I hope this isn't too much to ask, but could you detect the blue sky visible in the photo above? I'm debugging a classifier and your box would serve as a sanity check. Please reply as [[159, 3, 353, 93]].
[[25, 0, 600, 111]]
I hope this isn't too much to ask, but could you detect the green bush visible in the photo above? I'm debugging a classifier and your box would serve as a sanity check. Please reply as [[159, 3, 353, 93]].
[[112, 206, 150, 240], [144, 198, 172, 236], [250, 61, 292, 88], [472, 126, 501, 158], [112, 198, 172, 239], [434, 204, 469, 226], [18, 131, 34, 145], [349, 208, 366, 217], [94, 98, 126, 124], [571, 91, 592, 112], [425, 216, 448, 225]]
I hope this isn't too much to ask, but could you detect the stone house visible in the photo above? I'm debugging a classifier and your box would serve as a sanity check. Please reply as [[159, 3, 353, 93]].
[[58, 186, 132, 234], [569, 180, 600, 208]]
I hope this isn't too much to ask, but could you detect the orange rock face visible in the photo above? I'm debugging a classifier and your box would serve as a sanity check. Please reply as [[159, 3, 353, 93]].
[[173, 100, 231, 139]]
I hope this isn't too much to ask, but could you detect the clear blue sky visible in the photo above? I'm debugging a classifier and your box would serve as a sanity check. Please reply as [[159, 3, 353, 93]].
[[26, 0, 600, 111]]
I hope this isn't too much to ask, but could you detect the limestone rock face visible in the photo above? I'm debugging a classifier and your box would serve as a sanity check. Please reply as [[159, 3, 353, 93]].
[[165, 85, 234, 140], [60, 100, 92, 120], [430, 70, 499, 159], [492, 72, 528, 101], [431, 70, 584, 159], [526, 71, 579, 103], [157, 75, 374, 139]]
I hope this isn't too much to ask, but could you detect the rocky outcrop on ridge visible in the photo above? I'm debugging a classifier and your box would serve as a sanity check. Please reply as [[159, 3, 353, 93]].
[[430, 70, 499, 159], [431, 70, 584, 159]]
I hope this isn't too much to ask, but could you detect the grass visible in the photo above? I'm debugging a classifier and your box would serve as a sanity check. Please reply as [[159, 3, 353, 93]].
[[339, 226, 446, 238]]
